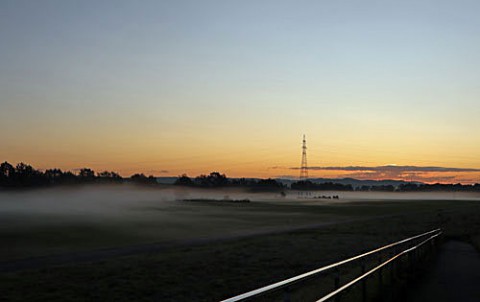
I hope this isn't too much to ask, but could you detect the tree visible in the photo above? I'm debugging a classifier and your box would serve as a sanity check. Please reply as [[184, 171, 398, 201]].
[[0, 162, 15, 186], [291, 181, 353, 191], [14, 162, 44, 186], [174, 174, 194, 186], [44, 169, 64, 184], [291, 180, 315, 190], [131, 173, 147, 182], [252, 178, 284, 191], [78, 168, 96, 182], [59, 171, 78, 184], [194, 172, 228, 187], [97, 171, 122, 182], [130, 173, 157, 185]]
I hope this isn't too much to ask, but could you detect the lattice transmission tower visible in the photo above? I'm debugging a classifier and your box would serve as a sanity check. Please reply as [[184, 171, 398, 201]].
[[300, 135, 308, 179]]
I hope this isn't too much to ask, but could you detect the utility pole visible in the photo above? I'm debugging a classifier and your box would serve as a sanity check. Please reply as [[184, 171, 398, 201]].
[[300, 135, 308, 180]]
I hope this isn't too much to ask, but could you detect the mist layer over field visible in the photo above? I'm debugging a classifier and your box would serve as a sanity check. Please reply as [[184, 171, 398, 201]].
[[2, 185, 479, 217], [1, 185, 479, 261], [0, 185, 274, 217], [0, 185, 302, 260], [302, 190, 480, 202]]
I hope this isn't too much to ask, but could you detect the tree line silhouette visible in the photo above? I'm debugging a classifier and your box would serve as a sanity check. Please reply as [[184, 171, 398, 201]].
[[174, 172, 285, 191], [0, 161, 157, 188], [291, 180, 354, 191], [1, 161, 479, 192], [174, 173, 480, 192], [289, 180, 480, 192]]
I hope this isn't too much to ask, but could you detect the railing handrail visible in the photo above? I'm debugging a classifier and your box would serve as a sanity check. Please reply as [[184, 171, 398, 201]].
[[220, 228, 441, 302], [316, 231, 442, 302]]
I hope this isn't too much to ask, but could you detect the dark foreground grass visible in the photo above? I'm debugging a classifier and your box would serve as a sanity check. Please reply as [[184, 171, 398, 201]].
[[1, 199, 480, 301]]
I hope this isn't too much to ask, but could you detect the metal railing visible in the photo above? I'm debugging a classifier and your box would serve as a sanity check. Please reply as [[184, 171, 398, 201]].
[[220, 228, 442, 302]]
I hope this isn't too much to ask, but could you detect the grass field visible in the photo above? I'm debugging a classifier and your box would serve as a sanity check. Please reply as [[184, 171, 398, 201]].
[[1, 185, 480, 301]]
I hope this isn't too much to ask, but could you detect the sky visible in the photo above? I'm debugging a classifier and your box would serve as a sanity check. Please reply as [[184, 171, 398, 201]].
[[1, 0, 480, 183]]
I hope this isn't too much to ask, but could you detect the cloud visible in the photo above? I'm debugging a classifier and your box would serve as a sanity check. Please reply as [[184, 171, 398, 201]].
[[147, 170, 169, 174], [287, 165, 480, 183], [275, 175, 298, 179], [290, 165, 480, 173], [136, 169, 170, 175], [268, 166, 285, 170]]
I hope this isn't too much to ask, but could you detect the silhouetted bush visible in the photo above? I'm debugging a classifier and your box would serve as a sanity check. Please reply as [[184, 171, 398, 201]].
[[174, 174, 194, 186], [130, 173, 157, 185], [194, 172, 228, 187]]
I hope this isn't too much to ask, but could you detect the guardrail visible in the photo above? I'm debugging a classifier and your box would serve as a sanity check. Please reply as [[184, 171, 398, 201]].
[[221, 228, 442, 302]]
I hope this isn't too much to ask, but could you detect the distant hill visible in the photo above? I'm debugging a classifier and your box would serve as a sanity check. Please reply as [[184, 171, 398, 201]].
[[155, 177, 178, 184]]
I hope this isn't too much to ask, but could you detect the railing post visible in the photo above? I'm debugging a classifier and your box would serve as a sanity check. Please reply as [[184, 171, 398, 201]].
[[283, 286, 291, 302], [361, 260, 367, 302], [396, 248, 402, 279], [334, 267, 340, 302], [378, 256, 383, 295], [389, 251, 395, 302], [408, 251, 412, 274], [410, 248, 416, 276], [390, 251, 394, 282]]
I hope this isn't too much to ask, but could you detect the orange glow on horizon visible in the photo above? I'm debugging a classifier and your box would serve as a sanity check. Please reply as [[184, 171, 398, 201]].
[[2, 157, 477, 185], [3, 130, 479, 184]]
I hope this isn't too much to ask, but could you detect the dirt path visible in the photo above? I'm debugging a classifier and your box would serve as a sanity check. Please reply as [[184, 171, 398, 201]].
[[410, 240, 480, 302]]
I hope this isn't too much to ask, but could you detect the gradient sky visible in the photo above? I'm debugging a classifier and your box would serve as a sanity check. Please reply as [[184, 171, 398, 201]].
[[1, 0, 479, 183]]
